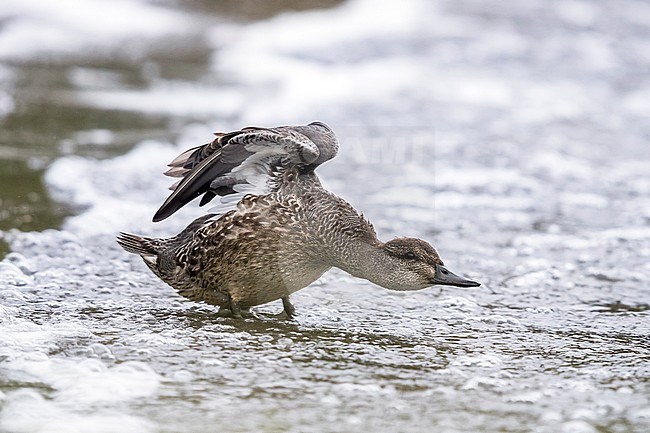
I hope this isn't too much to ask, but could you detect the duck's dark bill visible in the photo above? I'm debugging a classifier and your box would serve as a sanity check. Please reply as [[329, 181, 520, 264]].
[[430, 264, 480, 288]]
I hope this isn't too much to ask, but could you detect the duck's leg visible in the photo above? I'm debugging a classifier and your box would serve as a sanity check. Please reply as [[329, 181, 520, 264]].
[[281, 296, 296, 318], [228, 294, 243, 319], [216, 306, 233, 317], [214, 294, 247, 318], [216, 306, 252, 318]]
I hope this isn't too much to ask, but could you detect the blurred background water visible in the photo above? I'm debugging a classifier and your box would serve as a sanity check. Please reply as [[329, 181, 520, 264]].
[[1, 0, 649, 432]]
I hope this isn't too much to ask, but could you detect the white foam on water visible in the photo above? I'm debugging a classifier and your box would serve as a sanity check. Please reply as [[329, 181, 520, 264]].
[[44, 139, 204, 235], [0, 0, 194, 61], [0, 88, 15, 118], [217, 0, 430, 51], [622, 86, 650, 117], [1, 388, 154, 433], [560, 192, 608, 208], [64, 84, 245, 118], [553, 0, 600, 27], [207, 0, 457, 124], [526, 152, 596, 181], [0, 311, 160, 432]]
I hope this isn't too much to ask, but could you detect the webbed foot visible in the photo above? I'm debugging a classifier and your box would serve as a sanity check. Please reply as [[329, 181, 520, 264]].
[[216, 307, 253, 318], [217, 295, 251, 319]]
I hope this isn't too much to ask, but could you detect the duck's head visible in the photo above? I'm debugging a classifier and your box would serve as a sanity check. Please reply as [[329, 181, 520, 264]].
[[379, 237, 480, 291]]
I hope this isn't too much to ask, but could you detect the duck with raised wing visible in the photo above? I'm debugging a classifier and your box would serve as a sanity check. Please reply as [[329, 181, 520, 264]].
[[117, 122, 480, 318]]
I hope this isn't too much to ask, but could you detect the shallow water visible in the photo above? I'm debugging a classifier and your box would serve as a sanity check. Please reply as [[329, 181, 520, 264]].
[[1, 0, 650, 432]]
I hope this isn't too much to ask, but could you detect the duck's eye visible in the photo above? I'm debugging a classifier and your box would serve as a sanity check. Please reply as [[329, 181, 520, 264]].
[[403, 251, 417, 260]]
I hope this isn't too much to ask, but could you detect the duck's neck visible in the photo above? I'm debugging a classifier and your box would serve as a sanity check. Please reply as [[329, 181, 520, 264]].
[[333, 239, 404, 291]]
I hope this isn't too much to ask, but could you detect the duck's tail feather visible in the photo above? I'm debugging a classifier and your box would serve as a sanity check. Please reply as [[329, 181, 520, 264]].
[[116, 232, 163, 257]]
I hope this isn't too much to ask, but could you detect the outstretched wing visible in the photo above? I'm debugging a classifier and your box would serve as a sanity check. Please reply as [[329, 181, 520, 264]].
[[153, 121, 338, 222]]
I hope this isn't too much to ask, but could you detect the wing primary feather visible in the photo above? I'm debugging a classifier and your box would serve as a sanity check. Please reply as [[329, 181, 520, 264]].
[[153, 123, 338, 222]]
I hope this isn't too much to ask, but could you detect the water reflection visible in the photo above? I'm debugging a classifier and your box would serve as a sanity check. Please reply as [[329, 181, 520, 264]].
[[591, 301, 650, 314], [0, 160, 70, 232]]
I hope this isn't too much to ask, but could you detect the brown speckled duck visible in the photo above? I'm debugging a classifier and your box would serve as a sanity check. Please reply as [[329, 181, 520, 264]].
[[117, 122, 479, 318]]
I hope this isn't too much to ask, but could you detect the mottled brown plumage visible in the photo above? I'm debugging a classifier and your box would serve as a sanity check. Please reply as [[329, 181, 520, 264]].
[[117, 122, 479, 318]]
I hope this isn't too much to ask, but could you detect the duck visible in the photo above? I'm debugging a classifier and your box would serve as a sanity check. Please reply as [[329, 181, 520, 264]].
[[117, 122, 480, 318]]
